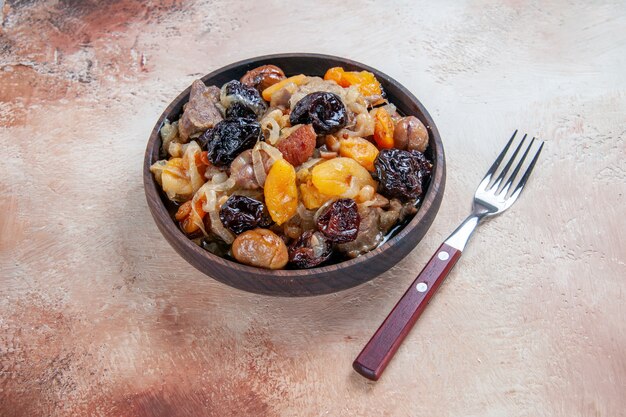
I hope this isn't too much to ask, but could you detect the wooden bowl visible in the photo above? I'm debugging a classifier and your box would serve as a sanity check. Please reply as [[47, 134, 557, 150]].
[[144, 53, 445, 296]]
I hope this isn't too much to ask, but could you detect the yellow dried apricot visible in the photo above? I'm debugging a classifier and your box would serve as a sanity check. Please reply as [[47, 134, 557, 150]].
[[311, 157, 376, 199], [339, 137, 379, 171], [264, 158, 298, 225], [373, 107, 395, 149], [299, 180, 333, 209], [323, 67, 382, 97]]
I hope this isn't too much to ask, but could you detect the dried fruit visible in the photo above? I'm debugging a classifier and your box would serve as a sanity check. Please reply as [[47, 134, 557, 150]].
[[220, 80, 267, 117], [225, 102, 257, 120], [219, 195, 272, 235], [393, 116, 429, 152], [373, 107, 395, 149], [299, 180, 333, 209], [339, 137, 379, 171], [374, 149, 432, 201], [150, 141, 208, 202], [323, 67, 383, 97], [290, 92, 347, 135], [203, 119, 261, 166], [262, 74, 307, 101], [240, 64, 286, 92], [231, 229, 289, 269], [289, 230, 332, 268], [316, 198, 360, 243], [311, 157, 376, 198], [264, 158, 298, 225], [276, 124, 316, 167]]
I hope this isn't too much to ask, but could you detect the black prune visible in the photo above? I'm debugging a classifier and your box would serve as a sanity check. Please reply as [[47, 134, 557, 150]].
[[288, 230, 333, 268], [220, 80, 267, 117], [316, 198, 360, 243], [225, 102, 257, 120], [204, 119, 261, 166], [374, 149, 432, 202], [219, 195, 271, 235], [290, 92, 347, 135]]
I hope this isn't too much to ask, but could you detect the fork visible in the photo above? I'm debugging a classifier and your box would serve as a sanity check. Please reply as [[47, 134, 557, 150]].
[[353, 131, 544, 381]]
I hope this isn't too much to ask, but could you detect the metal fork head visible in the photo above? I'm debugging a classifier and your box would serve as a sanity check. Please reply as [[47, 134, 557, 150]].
[[473, 130, 544, 216]]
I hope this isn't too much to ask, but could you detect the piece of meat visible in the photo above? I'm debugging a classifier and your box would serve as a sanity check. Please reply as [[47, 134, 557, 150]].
[[337, 199, 416, 258], [178, 80, 223, 141], [269, 84, 295, 108], [276, 124, 316, 167], [337, 205, 383, 258]]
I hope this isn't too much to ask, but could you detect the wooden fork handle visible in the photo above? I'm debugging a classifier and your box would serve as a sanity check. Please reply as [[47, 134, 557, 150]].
[[353, 243, 462, 380]]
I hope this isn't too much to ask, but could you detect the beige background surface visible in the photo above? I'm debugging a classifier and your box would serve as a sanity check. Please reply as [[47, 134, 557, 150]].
[[1, 1, 625, 416]]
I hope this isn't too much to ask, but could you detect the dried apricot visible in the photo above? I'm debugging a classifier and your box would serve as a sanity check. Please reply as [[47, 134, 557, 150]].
[[323, 67, 382, 97], [311, 157, 376, 199], [264, 158, 298, 225], [175, 196, 206, 235], [299, 180, 333, 209], [373, 107, 395, 149], [339, 137, 379, 171]]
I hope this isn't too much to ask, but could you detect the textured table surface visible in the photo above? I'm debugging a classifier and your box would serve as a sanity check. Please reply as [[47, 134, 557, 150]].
[[1, 1, 625, 416]]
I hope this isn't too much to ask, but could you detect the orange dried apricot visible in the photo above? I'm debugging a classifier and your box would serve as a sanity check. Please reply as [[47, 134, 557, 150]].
[[339, 137, 379, 171], [264, 158, 298, 225], [311, 157, 376, 199], [175, 196, 206, 235], [373, 107, 395, 149], [323, 67, 382, 97]]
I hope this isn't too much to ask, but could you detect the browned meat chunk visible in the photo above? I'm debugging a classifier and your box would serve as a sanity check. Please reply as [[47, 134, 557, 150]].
[[276, 124, 316, 167], [178, 80, 223, 141], [337, 199, 417, 258]]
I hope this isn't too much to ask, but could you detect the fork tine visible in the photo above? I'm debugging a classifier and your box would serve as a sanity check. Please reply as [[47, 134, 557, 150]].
[[509, 140, 544, 199], [499, 137, 535, 196], [491, 133, 528, 192], [482, 130, 517, 184]]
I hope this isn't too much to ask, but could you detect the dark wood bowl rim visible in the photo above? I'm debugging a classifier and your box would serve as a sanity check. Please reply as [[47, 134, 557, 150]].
[[143, 53, 444, 284]]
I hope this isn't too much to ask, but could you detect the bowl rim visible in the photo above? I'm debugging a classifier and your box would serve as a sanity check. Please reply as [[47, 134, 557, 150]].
[[143, 52, 445, 280]]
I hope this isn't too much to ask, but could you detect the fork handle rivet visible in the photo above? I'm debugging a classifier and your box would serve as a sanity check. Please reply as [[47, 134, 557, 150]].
[[416, 282, 428, 292], [438, 251, 449, 261]]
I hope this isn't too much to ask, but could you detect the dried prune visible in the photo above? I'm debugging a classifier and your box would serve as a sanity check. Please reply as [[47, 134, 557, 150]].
[[225, 102, 257, 120], [289, 230, 332, 268], [316, 198, 360, 243], [374, 149, 432, 202], [202, 119, 261, 166], [220, 80, 267, 117], [219, 195, 272, 235], [290, 92, 347, 135]]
